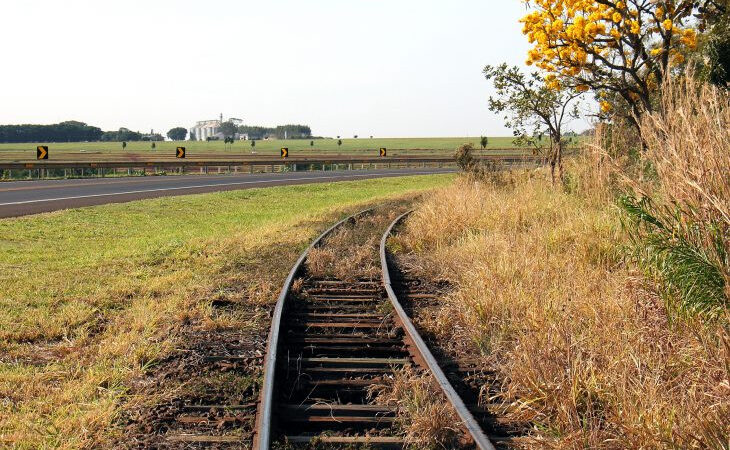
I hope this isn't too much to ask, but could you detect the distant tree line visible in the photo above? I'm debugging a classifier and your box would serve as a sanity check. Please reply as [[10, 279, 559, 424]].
[[0, 121, 102, 143], [101, 128, 163, 142], [238, 124, 311, 140], [0, 120, 312, 143]]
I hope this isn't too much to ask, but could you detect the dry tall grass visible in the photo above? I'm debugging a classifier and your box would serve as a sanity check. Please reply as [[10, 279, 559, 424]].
[[370, 366, 462, 449], [579, 72, 730, 318], [306, 207, 405, 281], [393, 175, 729, 448], [640, 71, 730, 228], [636, 73, 730, 305]]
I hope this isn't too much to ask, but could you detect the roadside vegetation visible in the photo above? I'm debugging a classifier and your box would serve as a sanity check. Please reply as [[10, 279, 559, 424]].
[[0, 174, 452, 448], [386, 1, 729, 447]]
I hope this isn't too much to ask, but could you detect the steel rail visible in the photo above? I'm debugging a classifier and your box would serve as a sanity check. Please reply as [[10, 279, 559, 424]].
[[254, 208, 374, 450], [380, 211, 497, 450]]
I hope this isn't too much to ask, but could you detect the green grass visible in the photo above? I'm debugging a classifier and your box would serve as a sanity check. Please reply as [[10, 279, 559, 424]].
[[0, 173, 454, 448], [0, 137, 534, 162]]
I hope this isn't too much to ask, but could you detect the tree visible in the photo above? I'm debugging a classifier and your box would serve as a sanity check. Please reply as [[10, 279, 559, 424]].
[[103, 128, 142, 142], [219, 121, 237, 139], [699, 1, 730, 87], [188, 129, 196, 141], [273, 124, 312, 139], [484, 63, 581, 183], [237, 124, 312, 140], [480, 136, 489, 149], [520, 0, 705, 125], [167, 127, 187, 141]]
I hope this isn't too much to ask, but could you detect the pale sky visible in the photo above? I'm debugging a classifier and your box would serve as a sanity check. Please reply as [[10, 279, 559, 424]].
[[0, 1, 560, 138]]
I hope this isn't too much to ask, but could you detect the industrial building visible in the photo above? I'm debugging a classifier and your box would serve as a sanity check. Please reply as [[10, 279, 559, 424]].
[[190, 115, 245, 141]]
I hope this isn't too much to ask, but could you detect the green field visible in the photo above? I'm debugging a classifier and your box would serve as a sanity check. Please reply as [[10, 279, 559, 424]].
[[0, 173, 453, 447], [0, 137, 533, 162]]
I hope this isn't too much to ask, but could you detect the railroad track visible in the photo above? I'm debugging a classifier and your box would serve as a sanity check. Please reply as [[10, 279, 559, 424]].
[[254, 208, 500, 449]]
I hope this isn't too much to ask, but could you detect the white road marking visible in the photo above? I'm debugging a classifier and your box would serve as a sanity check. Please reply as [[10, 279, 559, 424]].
[[0, 170, 450, 206]]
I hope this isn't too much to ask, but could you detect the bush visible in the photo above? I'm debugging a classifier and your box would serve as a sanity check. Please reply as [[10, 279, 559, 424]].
[[620, 194, 728, 318], [454, 143, 506, 184]]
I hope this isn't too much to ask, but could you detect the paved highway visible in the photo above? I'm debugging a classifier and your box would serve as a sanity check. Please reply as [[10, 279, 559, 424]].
[[0, 168, 455, 218]]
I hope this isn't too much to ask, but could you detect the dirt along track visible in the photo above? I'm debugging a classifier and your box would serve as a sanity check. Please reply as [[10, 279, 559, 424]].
[[0, 168, 454, 218]]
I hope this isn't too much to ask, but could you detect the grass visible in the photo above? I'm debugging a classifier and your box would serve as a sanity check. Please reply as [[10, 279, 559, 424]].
[[619, 72, 730, 318], [0, 173, 453, 448], [305, 209, 405, 281], [0, 137, 544, 162], [391, 174, 729, 448], [370, 366, 461, 449]]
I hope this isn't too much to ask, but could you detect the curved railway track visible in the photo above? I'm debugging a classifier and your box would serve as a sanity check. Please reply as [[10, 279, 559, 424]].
[[254, 208, 500, 449]]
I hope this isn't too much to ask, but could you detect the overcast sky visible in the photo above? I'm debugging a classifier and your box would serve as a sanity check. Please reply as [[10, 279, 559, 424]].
[[0, 1, 581, 137]]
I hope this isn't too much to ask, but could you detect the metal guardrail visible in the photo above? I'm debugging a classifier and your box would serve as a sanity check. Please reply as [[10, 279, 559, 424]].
[[0, 154, 541, 171]]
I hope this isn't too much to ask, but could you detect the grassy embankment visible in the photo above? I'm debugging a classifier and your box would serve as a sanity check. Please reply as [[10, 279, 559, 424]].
[[0, 137, 539, 162], [389, 75, 729, 448], [0, 173, 453, 448]]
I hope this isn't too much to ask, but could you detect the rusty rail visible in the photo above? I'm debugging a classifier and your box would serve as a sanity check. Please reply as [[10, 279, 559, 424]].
[[254, 208, 374, 449], [380, 211, 496, 450]]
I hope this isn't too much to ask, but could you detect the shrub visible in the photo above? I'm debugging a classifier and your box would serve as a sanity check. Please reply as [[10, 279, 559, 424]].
[[454, 143, 506, 185]]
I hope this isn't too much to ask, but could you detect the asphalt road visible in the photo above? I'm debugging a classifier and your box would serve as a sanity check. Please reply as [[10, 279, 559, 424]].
[[0, 168, 455, 218]]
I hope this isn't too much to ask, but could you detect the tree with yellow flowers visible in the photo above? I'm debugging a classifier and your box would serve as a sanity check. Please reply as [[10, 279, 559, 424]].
[[520, 0, 714, 125]]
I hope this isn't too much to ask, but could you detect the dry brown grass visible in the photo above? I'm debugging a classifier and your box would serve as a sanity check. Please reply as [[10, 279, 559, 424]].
[[305, 206, 406, 281], [636, 72, 730, 303], [370, 366, 462, 449], [306, 228, 380, 281], [640, 71, 730, 228], [392, 174, 729, 449], [576, 73, 730, 317]]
